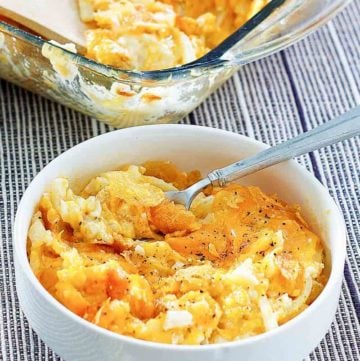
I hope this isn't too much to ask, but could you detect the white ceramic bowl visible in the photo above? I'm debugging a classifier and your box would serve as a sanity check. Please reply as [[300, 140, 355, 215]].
[[14, 125, 346, 361]]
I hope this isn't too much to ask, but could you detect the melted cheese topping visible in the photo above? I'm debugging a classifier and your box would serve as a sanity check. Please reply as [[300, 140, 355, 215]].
[[78, 0, 268, 70], [28, 161, 326, 345]]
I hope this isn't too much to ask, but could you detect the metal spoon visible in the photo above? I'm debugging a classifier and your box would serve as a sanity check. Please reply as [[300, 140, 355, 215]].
[[166, 106, 360, 209]]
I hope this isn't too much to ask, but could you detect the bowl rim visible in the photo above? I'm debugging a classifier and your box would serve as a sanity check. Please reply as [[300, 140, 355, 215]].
[[0, 0, 352, 82], [14, 124, 347, 351]]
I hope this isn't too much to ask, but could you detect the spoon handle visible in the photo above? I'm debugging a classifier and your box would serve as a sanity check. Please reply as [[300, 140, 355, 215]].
[[208, 106, 360, 186]]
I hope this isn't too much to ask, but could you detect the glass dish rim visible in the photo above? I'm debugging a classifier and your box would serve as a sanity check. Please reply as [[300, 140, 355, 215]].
[[0, 0, 352, 84]]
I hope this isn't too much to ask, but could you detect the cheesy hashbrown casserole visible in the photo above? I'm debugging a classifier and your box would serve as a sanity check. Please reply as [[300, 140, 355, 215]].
[[28, 161, 326, 344], [78, 0, 269, 70]]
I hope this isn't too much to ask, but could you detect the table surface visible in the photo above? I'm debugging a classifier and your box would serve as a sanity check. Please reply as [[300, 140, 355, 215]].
[[1, 1, 359, 360]]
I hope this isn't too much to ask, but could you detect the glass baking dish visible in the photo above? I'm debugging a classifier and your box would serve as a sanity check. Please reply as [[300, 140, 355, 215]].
[[0, 0, 351, 128]]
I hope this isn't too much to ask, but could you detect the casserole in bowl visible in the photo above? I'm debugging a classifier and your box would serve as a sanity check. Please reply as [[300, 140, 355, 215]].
[[14, 125, 346, 361]]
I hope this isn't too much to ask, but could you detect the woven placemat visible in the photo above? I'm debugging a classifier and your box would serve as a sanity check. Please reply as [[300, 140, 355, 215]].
[[0, 1, 359, 360]]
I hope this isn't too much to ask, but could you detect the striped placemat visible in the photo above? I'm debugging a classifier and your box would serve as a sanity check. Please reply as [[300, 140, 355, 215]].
[[0, 1, 359, 360]]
